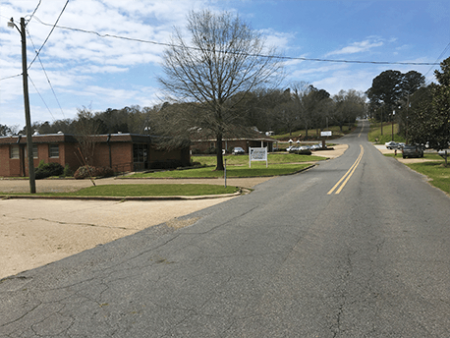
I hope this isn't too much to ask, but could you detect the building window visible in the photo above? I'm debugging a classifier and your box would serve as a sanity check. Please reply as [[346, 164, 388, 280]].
[[49, 144, 59, 158], [10, 145, 19, 159], [133, 144, 148, 163], [25, 145, 38, 159]]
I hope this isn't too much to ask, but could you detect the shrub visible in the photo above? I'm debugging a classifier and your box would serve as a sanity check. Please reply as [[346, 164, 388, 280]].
[[63, 164, 73, 177], [293, 149, 312, 155], [149, 160, 184, 170], [74, 165, 114, 179], [34, 162, 64, 179]]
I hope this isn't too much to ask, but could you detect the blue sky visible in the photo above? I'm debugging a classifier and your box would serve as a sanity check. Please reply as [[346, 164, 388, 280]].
[[1, 0, 448, 129]]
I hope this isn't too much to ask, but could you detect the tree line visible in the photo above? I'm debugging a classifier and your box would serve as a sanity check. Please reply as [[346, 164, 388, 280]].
[[0, 85, 365, 140], [366, 57, 450, 166]]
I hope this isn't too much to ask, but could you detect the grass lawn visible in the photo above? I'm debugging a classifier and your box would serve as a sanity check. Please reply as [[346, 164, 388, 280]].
[[0, 184, 240, 197], [405, 161, 450, 194], [192, 153, 326, 166], [130, 163, 312, 179], [273, 125, 355, 140], [368, 121, 405, 144]]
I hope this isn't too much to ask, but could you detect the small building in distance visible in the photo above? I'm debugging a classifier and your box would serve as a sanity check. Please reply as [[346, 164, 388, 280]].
[[0, 132, 190, 178], [189, 127, 276, 154]]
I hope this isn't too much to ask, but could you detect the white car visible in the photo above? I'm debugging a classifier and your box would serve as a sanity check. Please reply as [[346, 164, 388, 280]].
[[385, 141, 398, 150]]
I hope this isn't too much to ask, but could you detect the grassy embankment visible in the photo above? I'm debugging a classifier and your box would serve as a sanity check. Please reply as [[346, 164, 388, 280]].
[[385, 151, 450, 195], [406, 161, 450, 195], [368, 121, 405, 144]]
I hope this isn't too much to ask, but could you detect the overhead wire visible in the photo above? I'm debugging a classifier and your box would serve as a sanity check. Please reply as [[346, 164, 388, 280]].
[[28, 0, 69, 70], [424, 41, 450, 85], [26, 28, 66, 119], [28, 75, 56, 122], [31, 16, 439, 66], [26, 0, 42, 24]]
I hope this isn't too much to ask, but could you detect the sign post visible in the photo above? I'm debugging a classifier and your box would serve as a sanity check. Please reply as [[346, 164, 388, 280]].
[[249, 147, 268, 168]]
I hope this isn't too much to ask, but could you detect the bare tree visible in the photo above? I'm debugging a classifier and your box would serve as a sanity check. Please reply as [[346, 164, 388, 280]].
[[73, 108, 103, 166], [159, 10, 284, 170]]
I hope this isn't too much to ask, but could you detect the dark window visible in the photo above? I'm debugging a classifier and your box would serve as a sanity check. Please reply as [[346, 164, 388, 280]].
[[49, 144, 59, 158], [133, 144, 148, 163]]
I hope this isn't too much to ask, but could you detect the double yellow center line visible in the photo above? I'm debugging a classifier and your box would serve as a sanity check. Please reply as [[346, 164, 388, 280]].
[[327, 145, 364, 195]]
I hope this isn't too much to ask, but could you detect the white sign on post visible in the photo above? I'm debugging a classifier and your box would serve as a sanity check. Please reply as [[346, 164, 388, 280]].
[[249, 147, 268, 168], [321, 131, 332, 137]]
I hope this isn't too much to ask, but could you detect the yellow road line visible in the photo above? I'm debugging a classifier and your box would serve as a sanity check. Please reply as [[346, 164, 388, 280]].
[[358, 126, 364, 137], [327, 145, 364, 195]]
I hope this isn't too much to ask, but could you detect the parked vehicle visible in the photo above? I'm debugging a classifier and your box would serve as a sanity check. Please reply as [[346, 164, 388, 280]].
[[298, 146, 311, 151], [385, 141, 398, 150], [398, 143, 405, 149], [232, 147, 245, 155], [310, 143, 327, 150], [288, 146, 300, 153], [402, 145, 424, 158]]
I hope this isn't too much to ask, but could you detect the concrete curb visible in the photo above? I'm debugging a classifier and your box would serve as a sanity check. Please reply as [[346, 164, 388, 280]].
[[0, 190, 243, 201]]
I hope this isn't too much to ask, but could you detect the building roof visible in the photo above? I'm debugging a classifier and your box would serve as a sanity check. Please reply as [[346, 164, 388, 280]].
[[0, 133, 161, 145]]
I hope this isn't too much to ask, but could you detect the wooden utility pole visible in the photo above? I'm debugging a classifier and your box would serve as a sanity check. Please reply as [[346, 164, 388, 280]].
[[19, 17, 36, 193]]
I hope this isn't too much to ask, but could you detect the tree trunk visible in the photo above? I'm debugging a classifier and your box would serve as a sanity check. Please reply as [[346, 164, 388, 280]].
[[215, 132, 224, 171]]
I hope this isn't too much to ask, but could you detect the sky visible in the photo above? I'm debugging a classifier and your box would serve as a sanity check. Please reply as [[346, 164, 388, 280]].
[[1, 0, 449, 129]]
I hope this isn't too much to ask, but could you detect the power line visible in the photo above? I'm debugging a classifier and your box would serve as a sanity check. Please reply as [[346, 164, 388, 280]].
[[26, 28, 66, 119], [28, 75, 56, 122], [26, 0, 42, 24], [424, 41, 450, 84], [28, 0, 69, 70], [32, 16, 440, 67], [0, 74, 22, 81]]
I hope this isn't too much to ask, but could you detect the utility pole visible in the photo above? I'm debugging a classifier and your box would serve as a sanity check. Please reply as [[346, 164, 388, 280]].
[[9, 17, 36, 193]]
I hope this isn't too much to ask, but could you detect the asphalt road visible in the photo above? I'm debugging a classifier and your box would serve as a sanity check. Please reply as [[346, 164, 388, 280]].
[[2, 120, 450, 337]]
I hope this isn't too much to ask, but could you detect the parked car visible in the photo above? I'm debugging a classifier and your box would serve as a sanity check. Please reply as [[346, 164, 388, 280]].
[[298, 146, 311, 151], [398, 143, 405, 149], [385, 141, 398, 150], [402, 144, 424, 158], [288, 146, 300, 153], [310, 143, 327, 150], [232, 147, 245, 155]]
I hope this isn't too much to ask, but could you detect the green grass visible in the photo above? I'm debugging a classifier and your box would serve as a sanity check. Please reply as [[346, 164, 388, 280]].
[[273, 124, 355, 140], [192, 153, 326, 166], [0, 184, 240, 197], [368, 121, 405, 144], [405, 161, 450, 194], [130, 163, 312, 179]]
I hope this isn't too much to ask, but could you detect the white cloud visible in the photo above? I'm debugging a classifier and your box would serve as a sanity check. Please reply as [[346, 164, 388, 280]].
[[258, 28, 295, 51], [325, 39, 384, 57]]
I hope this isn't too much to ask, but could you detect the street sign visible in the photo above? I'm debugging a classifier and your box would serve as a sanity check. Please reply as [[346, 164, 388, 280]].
[[321, 131, 332, 137]]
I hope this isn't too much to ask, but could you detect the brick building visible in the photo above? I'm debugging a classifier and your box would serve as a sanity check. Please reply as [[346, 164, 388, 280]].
[[0, 133, 190, 178], [190, 128, 276, 154]]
